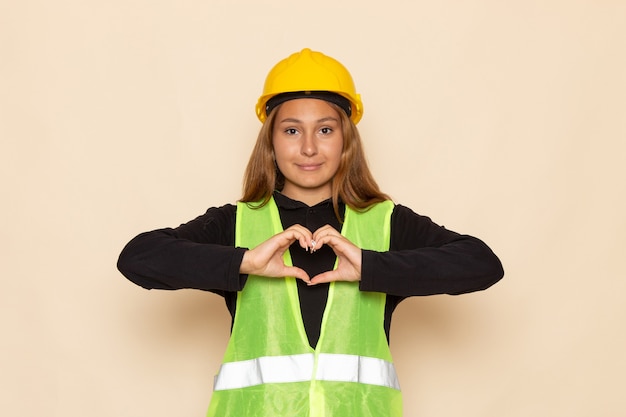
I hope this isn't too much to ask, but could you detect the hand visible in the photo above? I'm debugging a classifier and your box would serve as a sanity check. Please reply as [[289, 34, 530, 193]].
[[308, 225, 362, 285], [240, 224, 312, 283]]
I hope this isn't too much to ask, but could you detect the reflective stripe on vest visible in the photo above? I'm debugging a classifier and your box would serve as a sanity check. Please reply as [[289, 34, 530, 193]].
[[214, 353, 400, 391]]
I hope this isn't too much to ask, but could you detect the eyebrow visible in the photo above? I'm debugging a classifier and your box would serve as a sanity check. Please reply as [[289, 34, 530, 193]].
[[277, 116, 340, 124]]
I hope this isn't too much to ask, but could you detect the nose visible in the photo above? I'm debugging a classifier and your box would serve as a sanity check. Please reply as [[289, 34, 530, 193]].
[[300, 132, 318, 157]]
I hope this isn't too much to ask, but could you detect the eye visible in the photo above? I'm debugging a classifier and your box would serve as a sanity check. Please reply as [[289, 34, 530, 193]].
[[284, 128, 299, 135], [319, 127, 333, 135]]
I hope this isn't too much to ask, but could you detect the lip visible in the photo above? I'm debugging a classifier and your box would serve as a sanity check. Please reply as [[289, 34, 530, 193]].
[[296, 163, 323, 171]]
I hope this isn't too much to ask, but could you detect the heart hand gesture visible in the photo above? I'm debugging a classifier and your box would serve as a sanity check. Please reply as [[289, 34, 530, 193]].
[[239, 224, 363, 286]]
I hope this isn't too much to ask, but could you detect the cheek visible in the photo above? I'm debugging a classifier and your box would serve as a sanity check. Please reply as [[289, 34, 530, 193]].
[[272, 140, 288, 159], [272, 140, 295, 169], [326, 139, 344, 162]]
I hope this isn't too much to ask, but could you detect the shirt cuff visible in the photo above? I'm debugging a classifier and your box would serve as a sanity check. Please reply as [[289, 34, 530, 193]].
[[228, 247, 249, 291], [359, 249, 385, 293]]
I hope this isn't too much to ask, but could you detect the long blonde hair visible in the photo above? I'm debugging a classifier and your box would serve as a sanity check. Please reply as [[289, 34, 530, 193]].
[[240, 101, 389, 221]]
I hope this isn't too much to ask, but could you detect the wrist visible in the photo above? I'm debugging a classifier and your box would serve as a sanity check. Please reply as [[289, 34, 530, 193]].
[[239, 249, 252, 274]]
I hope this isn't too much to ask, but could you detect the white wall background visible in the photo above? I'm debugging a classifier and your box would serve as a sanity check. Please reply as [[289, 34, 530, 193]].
[[2, 1, 625, 416]]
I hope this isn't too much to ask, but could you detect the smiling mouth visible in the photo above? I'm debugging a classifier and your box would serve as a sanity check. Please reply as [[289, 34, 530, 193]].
[[296, 163, 322, 171]]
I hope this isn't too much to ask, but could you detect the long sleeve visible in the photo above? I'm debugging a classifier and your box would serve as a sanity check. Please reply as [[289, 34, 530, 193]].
[[116, 197, 504, 346], [116, 204, 247, 294], [360, 204, 504, 297]]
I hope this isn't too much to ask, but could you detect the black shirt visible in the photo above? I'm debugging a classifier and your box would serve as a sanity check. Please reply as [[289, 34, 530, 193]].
[[117, 192, 503, 347]]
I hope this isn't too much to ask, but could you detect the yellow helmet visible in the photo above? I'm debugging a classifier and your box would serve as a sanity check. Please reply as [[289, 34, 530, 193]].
[[255, 48, 364, 124]]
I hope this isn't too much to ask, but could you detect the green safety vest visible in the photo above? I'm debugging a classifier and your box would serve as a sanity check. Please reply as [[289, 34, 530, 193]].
[[207, 197, 403, 417]]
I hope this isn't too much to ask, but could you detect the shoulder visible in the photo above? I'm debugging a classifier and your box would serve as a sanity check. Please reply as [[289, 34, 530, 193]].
[[200, 203, 237, 222], [390, 204, 461, 249], [172, 203, 237, 244], [391, 203, 453, 228], [180, 203, 237, 228], [391, 203, 431, 222]]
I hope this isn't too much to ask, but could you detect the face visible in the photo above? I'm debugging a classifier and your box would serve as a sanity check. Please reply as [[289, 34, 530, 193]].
[[272, 99, 344, 205]]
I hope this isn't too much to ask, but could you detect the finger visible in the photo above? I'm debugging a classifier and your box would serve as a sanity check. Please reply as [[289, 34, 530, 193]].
[[284, 266, 311, 283], [308, 270, 344, 285], [311, 225, 340, 252], [274, 230, 307, 253], [312, 224, 336, 240], [312, 233, 345, 254], [284, 225, 313, 251]]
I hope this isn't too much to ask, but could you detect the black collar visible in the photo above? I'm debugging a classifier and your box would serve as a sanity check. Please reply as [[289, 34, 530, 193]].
[[273, 191, 334, 210]]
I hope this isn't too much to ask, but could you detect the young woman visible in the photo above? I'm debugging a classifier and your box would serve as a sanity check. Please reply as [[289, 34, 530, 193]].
[[117, 48, 504, 417]]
